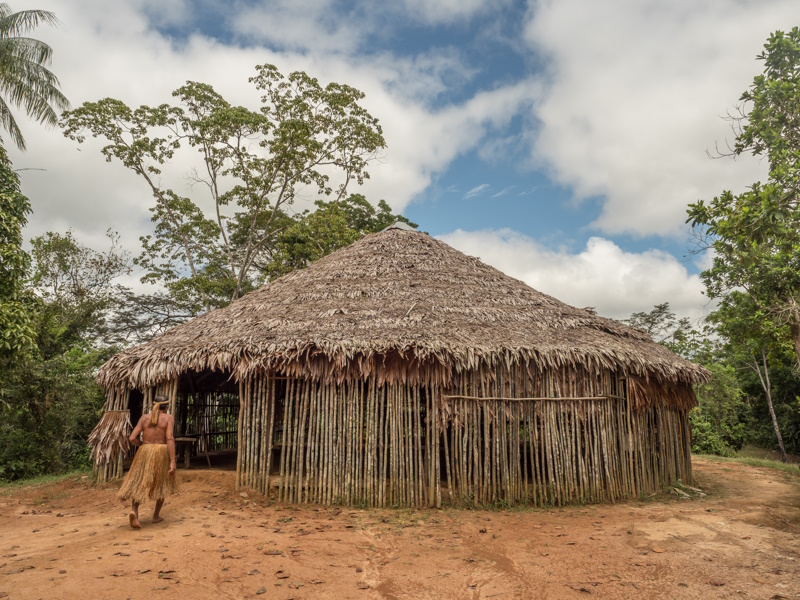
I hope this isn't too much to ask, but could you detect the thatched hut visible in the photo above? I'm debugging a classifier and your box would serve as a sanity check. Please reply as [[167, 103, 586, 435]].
[[90, 226, 708, 507]]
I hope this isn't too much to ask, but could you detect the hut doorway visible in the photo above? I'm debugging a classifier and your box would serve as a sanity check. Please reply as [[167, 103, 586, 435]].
[[171, 370, 241, 467], [128, 389, 143, 426]]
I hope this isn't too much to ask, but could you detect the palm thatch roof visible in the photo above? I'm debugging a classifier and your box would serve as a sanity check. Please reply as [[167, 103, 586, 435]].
[[97, 227, 709, 390]]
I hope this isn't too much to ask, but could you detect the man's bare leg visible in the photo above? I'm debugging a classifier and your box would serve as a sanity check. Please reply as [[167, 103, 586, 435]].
[[152, 498, 164, 523], [129, 501, 141, 529]]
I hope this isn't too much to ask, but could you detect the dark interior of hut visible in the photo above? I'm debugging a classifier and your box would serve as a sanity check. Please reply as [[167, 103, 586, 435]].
[[177, 370, 240, 464], [126, 370, 243, 469]]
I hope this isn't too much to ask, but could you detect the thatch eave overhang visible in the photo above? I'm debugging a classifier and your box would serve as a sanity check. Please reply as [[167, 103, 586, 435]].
[[96, 337, 710, 393], [96, 228, 710, 395]]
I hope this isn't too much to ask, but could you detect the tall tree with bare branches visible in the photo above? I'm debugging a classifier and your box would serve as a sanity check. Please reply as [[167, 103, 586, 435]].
[[61, 66, 386, 316]]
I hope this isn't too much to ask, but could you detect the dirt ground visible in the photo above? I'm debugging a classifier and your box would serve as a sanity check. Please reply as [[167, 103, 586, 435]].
[[1, 456, 799, 600]]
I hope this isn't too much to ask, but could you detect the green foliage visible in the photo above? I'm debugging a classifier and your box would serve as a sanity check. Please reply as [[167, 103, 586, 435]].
[[0, 344, 109, 481], [623, 302, 714, 359], [0, 146, 34, 354], [624, 304, 753, 457], [0, 4, 69, 150], [737, 351, 800, 455], [61, 65, 386, 316], [0, 229, 129, 481], [29, 229, 131, 346], [263, 194, 418, 279], [711, 292, 792, 363], [689, 363, 748, 456], [687, 27, 800, 369], [686, 28, 800, 461], [747, 397, 800, 454], [709, 292, 797, 459], [689, 414, 734, 456]]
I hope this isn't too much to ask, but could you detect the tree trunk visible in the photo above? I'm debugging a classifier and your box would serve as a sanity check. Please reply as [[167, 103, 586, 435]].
[[789, 300, 800, 366], [757, 349, 789, 463]]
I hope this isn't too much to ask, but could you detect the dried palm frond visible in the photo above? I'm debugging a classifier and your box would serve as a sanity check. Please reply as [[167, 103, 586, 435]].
[[88, 410, 131, 467]]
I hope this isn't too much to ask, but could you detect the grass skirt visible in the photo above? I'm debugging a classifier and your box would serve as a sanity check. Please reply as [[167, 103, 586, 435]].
[[118, 444, 177, 504]]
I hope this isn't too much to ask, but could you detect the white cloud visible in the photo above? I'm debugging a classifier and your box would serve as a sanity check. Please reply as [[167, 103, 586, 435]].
[[465, 183, 490, 198], [399, 0, 509, 25], [9, 0, 536, 259], [231, 0, 509, 51], [491, 186, 515, 198], [523, 0, 799, 237], [231, 0, 370, 54], [438, 228, 712, 322], [10, 0, 786, 296]]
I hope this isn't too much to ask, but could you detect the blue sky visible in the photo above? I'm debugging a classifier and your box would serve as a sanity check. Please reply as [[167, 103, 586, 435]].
[[10, 0, 800, 321]]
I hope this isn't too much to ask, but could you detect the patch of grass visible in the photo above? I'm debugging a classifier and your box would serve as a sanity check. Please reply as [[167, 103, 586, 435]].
[[0, 468, 92, 492], [695, 453, 800, 475], [735, 444, 800, 464]]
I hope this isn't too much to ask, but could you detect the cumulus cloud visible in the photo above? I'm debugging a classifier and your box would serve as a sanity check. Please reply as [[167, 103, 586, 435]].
[[231, 0, 509, 51], [231, 0, 371, 54], [10, 0, 791, 318], [438, 228, 711, 322], [523, 0, 798, 237], [399, 0, 510, 25], [9, 0, 536, 257]]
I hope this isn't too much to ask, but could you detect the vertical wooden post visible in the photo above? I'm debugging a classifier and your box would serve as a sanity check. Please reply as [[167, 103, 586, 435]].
[[236, 378, 244, 490]]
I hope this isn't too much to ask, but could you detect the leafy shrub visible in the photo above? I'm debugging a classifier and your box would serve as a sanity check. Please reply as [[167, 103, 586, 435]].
[[690, 363, 748, 456]]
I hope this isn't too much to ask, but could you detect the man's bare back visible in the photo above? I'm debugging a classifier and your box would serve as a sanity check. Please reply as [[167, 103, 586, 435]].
[[131, 411, 174, 445]]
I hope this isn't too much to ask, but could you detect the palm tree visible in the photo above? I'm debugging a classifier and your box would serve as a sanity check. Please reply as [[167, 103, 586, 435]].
[[0, 4, 68, 150]]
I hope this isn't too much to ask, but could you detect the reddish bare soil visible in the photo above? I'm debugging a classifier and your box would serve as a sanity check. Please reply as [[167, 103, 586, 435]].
[[1, 456, 799, 599]]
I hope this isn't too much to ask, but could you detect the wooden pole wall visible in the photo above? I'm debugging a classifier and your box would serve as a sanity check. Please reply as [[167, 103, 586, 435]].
[[93, 366, 694, 500], [236, 374, 441, 507], [233, 367, 692, 508], [93, 362, 693, 503], [437, 364, 694, 507]]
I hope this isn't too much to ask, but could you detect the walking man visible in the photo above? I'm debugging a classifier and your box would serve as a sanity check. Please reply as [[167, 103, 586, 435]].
[[118, 396, 178, 529]]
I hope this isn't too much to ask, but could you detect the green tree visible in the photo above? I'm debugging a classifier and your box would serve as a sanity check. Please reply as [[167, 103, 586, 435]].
[[0, 4, 69, 150], [687, 28, 800, 369], [61, 67, 386, 316], [689, 363, 748, 456], [29, 229, 132, 346], [0, 146, 34, 354], [0, 230, 128, 480], [624, 303, 750, 456], [710, 292, 793, 461], [623, 302, 713, 359], [260, 194, 417, 279]]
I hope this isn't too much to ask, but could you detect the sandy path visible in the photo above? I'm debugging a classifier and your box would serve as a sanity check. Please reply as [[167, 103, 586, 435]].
[[1, 457, 798, 599]]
